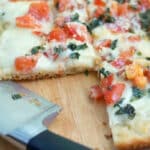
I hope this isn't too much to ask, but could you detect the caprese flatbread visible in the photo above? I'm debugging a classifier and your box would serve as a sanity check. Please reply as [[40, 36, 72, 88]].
[[1, 0, 150, 150], [89, 0, 150, 149], [0, 0, 99, 80]]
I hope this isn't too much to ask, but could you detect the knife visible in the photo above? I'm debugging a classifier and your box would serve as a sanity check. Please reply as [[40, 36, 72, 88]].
[[0, 81, 91, 150]]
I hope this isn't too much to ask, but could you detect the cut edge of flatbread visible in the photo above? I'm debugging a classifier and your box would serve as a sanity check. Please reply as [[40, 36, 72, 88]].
[[0, 65, 98, 80], [112, 123, 150, 150]]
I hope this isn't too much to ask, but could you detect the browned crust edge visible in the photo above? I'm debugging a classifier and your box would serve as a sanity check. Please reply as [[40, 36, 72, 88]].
[[0, 67, 95, 80], [116, 138, 150, 150]]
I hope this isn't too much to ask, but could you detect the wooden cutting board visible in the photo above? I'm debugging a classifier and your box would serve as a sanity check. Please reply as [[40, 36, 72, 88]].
[[0, 72, 115, 150]]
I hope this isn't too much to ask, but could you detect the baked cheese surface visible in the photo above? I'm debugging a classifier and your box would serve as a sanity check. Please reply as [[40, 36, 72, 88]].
[[0, 0, 150, 150]]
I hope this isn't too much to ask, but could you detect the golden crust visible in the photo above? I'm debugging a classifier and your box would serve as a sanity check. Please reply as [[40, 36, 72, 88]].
[[0, 67, 95, 80], [111, 118, 150, 150], [116, 138, 150, 150]]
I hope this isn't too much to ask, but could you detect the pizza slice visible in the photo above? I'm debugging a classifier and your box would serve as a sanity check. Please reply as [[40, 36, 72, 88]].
[[89, 0, 150, 149], [0, 0, 99, 80]]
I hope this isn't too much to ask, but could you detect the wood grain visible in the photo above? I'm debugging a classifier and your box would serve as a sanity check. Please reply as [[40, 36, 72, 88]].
[[0, 73, 115, 150]]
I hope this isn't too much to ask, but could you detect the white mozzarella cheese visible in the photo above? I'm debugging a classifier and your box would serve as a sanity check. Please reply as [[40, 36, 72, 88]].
[[0, 27, 41, 72]]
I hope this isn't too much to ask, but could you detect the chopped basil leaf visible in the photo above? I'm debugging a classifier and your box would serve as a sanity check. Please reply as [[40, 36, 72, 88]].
[[12, 94, 22, 100], [115, 0, 125, 3], [84, 70, 89, 76], [71, 13, 79, 22], [111, 39, 118, 50], [146, 57, 150, 61], [147, 88, 150, 96], [99, 8, 115, 23], [132, 86, 145, 98], [54, 46, 64, 55], [99, 68, 111, 78], [31, 46, 44, 55], [115, 104, 136, 120], [70, 52, 80, 59], [130, 87, 145, 102], [68, 43, 88, 51], [87, 18, 101, 33], [139, 9, 150, 38], [0, 12, 5, 17], [137, 51, 142, 56]]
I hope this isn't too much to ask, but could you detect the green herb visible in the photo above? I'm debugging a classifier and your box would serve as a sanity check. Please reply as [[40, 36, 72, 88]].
[[54, 46, 64, 55], [84, 70, 89, 76], [111, 39, 118, 50], [87, 18, 101, 33], [130, 87, 145, 102], [70, 52, 80, 59], [71, 13, 79, 22], [115, 0, 125, 3], [68, 43, 88, 51], [132, 87, 145, 98], [137, 51, 142, 56], [99, 68, 111, 78], [139, 9, 150, 38], [0, 12, 5, 17], [31, 46, 44, 55], [146, 57, 150, 61], [115, 104, 136, 120], [12, 94, 22, 100], [147, 88, 150, 96], [99, 8, 115, 23]]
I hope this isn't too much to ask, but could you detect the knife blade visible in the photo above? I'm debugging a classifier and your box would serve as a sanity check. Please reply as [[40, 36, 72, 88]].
[[0, 81, 91, 150]]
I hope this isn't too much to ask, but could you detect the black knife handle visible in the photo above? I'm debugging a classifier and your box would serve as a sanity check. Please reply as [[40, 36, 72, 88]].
[[27, 130, 91, 150]]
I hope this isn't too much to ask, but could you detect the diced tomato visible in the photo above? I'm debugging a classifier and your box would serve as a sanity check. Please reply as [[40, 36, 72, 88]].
[[104, 83, 125, 105], [128, 35, 141, 42], [97, 39, 112, 50], [16, 15, 41, 29], [47, 27, 67, 42], [107, 23, 128, 33], [64, 23, 91, 42], [101, 74, 114, 90], [112, 58, 132, 68], [56, 0, 72, 12], [111, 58, 126, 68], [33, 31, 45, 37], [94, 0, 106, 7], [140, 0, 150, 9], [120, 47, 136, 59], [15, 56, 38, 72], [144, 69, 150, 82], [111, 2, 128, 17], [94, 8, 105, 18], [28, 2, 50, 20], [89, 85, 103, 100]]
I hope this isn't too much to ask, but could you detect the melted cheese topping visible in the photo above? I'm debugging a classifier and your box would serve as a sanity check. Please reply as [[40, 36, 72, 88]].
[[107, 82, 150, 126], [0, 1, 54, 34], [0, 27, 41, 73], [35, 39, 97, 72]]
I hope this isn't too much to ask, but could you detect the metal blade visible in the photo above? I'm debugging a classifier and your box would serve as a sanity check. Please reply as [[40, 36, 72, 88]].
[[0, 81, 61, 135]]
